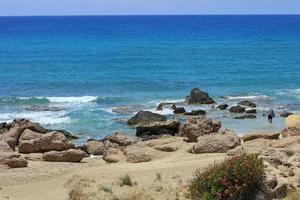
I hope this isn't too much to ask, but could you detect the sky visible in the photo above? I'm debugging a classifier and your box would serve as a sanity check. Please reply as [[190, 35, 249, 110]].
[[0, 0, 300, 16]]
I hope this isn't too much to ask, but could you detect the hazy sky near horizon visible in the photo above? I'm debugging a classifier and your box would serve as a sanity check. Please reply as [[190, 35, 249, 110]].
[[0, 0, 300, 16]]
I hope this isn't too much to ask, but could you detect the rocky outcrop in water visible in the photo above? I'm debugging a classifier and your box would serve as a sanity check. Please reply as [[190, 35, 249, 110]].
[[184, 109, 206, 116], [185, 88, 215, 104], [238, 100, 256, 108], [127, 111, 167, 126], [217, 104, 228, 110], [280, 112, 293, 118], [229, 105, 245, 113], [173, 107, 186, 114]]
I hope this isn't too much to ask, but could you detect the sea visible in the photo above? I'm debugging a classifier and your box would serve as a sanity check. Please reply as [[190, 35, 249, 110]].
[[0, 15, 300, 143]]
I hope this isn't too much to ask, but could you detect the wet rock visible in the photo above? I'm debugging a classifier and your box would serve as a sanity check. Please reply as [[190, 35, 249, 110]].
[[127, 111, 167, 126], [43, 149, 87, 162], [156, 103, 176, 111], [185, 88, 215, 104], [280, 127, 300, 138], [229, 105, 245, 113], [18, 131, 75, 154], [193, 130, 240, 153], [234, 114, 256, 119], [217, 104, 228, 110], [82, 141, 105, 155], [184, 110, 206, 116], [238, 100, 256, 108], [280, 112, 293, 118], [173, 107, 186, 114], [242, 132, 280, 142], [136, 120, 180, 137], [179, 116, 221, 142], [24, 106, 65, 112]]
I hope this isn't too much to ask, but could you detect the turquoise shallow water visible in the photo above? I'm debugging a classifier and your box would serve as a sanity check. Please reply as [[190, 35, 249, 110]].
[[0, 15, 300, 142]]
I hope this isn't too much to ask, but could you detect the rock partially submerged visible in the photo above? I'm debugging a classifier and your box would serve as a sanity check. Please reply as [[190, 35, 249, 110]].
[[24, 105, 65, 112], [238, 100, 256, 108], [179, 116, 221, 142], [280, 112, 293, 118], [229, 105, 245, 113], [184, 110, 206, 116], [173, 107, 186, 114], [233, 114, 256, 119], [127, 111, 167, 126], [185, 88, 215, 104], [217, 104, 228, 110]]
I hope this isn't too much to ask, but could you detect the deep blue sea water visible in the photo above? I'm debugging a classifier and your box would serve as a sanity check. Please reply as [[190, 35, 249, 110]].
[[0, 15, 300, 142]]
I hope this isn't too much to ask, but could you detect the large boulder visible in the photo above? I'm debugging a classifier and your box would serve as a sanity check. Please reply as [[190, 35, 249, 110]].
[[19, 129, 43, 141], [280, 127, 300, 138], [185, 88, 215, 104], [229, 105, 245, 113], [238, 100, 256, 108], [227, 139, 273, 156], [179, 116, 221, 142], [102, 148, 126, 163], [192, 130, 240, 154], [104, 133, 134, 146], [142, 136, 187, 152], [82, 141, 105, 155], [10, 118, 46, 133], [0, 141, 13, 152], [136, 120, 180, 137], [43, 149, 87, 162], [18, 131, 75, 154], [127, 111, 167, 126], [123, 144, 160, 163], [242, 132, 280, 142]]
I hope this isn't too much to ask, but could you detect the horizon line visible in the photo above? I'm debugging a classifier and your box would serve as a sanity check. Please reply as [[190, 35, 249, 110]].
[[0, 13, 300, 17]]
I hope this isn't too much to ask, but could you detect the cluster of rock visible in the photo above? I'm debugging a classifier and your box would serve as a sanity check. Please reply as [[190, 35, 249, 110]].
[[227, 127, 300, 199], [0, 119, 87, 168]]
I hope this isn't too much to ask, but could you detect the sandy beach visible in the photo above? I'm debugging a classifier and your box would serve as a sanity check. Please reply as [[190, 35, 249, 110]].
[[0, 147, 225, 200]]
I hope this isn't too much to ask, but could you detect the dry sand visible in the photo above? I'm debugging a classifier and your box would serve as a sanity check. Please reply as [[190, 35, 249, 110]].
[[0, 149, 226, 200]]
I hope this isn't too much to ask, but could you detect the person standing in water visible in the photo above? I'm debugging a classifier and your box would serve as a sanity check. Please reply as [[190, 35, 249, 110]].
[[266, 108, 275, 124]]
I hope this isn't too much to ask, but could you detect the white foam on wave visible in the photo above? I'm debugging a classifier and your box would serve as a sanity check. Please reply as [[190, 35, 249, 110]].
[[0, 110, 71, 125], [148, 107, 174, 115], [147, 98, 185, 105], [46, 96, 98, 103]]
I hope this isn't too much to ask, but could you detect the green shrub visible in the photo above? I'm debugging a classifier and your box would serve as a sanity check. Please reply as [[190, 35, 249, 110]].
[[188, 154, 265, 200]]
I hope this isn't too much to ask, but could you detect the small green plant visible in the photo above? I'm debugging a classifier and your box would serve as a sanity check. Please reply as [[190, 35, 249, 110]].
[[188, 154, 265, 200], [119, 174, 133, 187], [99, 184, 113, 194]]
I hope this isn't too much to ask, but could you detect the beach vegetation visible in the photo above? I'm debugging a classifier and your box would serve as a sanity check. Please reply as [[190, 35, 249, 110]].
[[187, 154, 265, 200]]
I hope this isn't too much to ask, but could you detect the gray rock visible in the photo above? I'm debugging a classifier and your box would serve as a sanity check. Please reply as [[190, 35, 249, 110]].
[[127, 111, 167, 126], [185, 88, 215, 104], [229, 105, 245, 113], [173, 107, 186, 114], [136, 121, 180, 137], [238, 100, 256, 108]]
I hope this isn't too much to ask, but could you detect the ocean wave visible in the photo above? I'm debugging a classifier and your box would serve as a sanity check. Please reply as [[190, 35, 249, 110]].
[[147, 98, 185, 105], [276, 89, 300, 98], [0, 96, 98, 105], [0, 110, 71, 125]]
